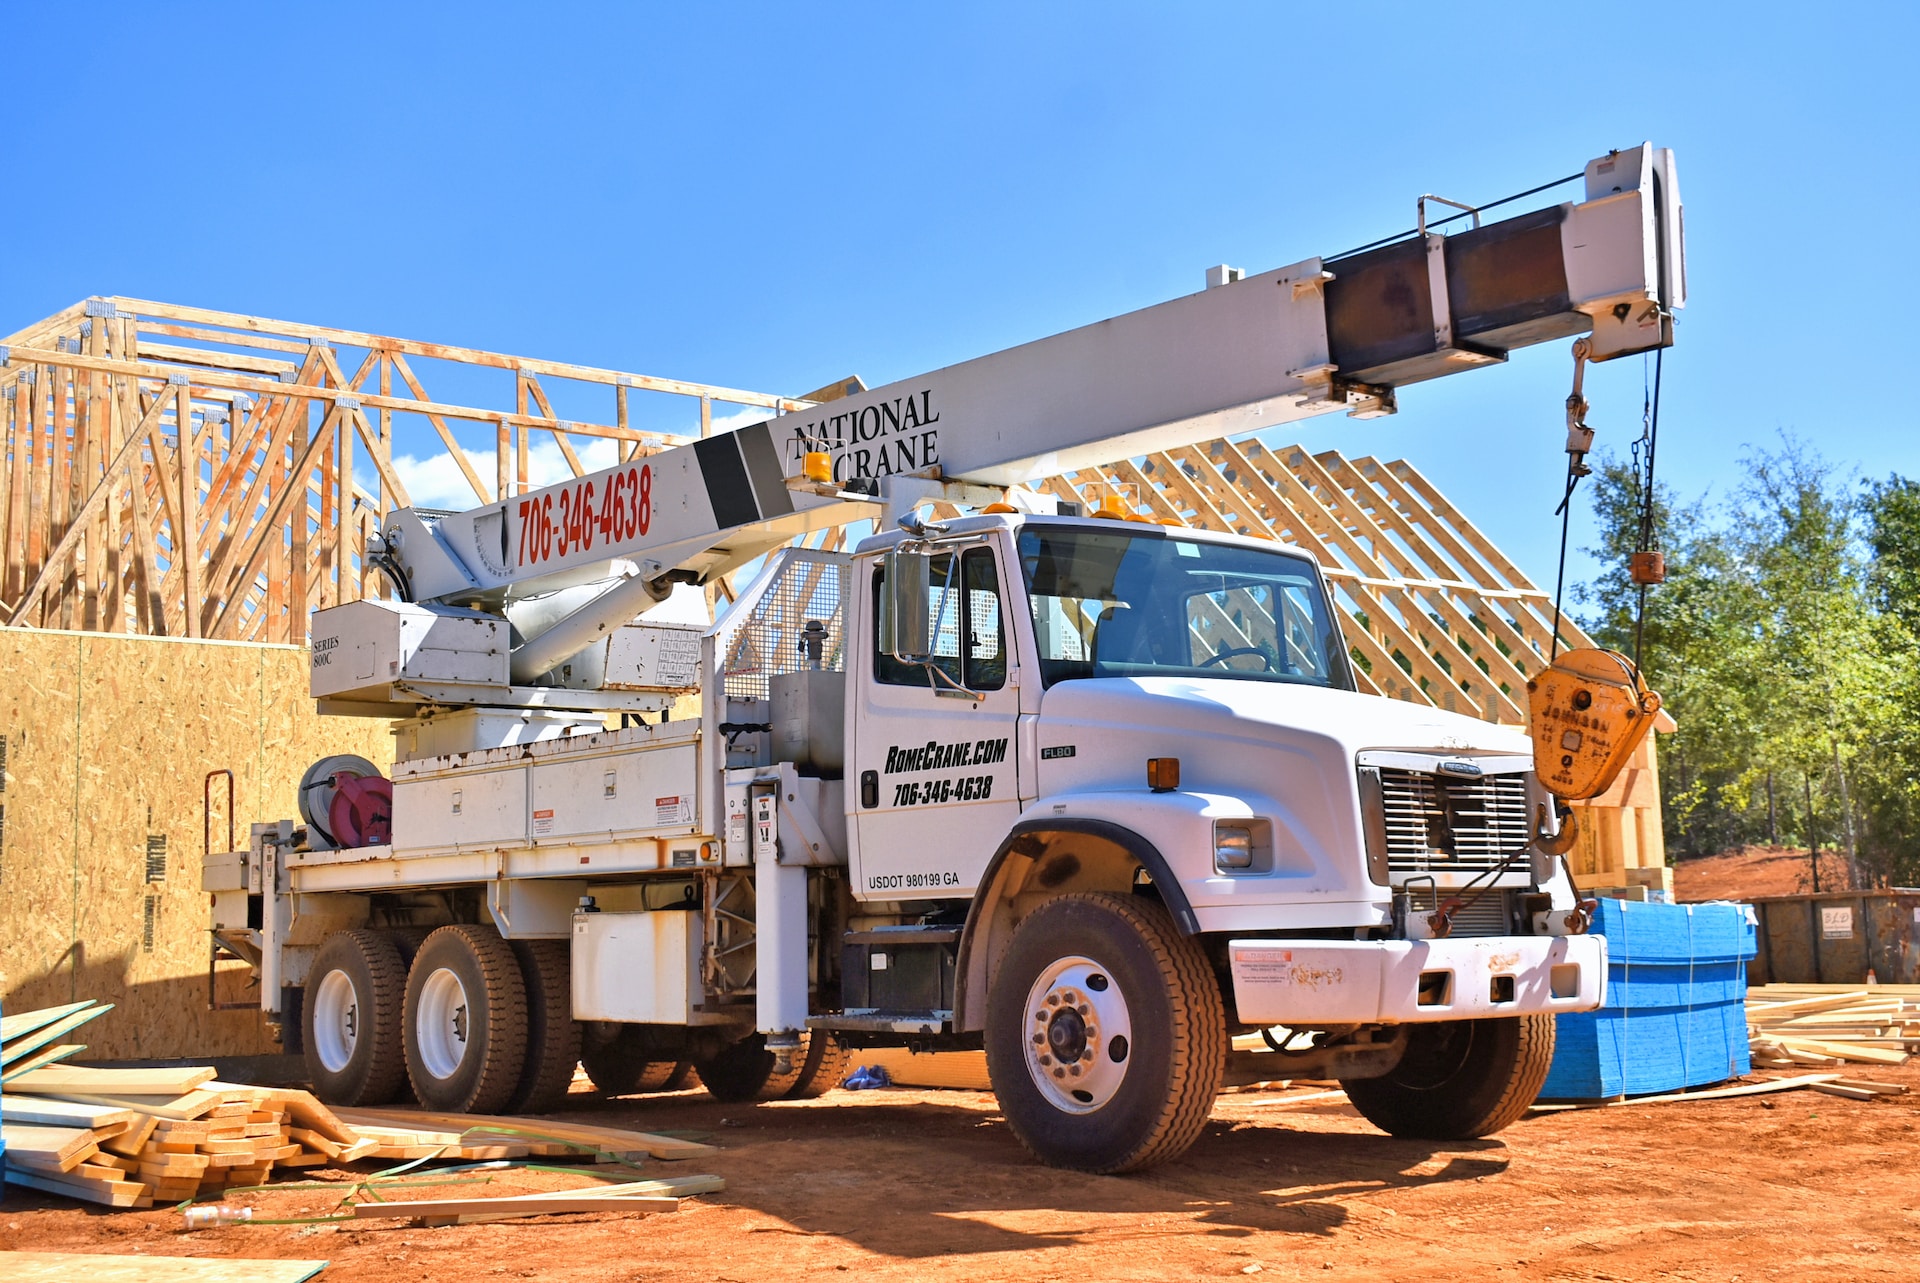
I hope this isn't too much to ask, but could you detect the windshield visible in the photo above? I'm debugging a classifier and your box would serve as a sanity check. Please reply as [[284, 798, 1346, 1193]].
[[1017, 525, 1353, 690]]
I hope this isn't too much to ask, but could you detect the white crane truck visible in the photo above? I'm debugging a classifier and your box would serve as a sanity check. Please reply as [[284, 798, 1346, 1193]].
[[206, 144, 1685, 1172]]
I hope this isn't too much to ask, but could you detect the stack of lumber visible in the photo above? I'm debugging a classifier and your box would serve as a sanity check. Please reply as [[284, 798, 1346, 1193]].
[[1747, 984, 1920, 1069], [2, 999, 718, 1210], [2, 1063, 366, 1207]]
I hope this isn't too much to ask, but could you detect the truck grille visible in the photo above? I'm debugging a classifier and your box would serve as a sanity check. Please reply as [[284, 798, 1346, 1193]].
[[1379, 768, 1531, 875], [1406, 887, 1515, 937]]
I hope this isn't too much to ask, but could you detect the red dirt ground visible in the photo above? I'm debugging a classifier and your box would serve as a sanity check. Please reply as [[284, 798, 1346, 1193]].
[[4, 1063, 1918, 1282], [1674, 845, 1859, 902]]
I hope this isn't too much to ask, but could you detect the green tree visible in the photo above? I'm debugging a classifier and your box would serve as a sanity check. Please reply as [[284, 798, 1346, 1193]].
[[1577, 439, 1914, 882]]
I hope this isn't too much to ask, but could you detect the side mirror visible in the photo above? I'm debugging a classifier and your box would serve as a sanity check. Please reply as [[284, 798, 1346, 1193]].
[[880, 547, 932, 659]]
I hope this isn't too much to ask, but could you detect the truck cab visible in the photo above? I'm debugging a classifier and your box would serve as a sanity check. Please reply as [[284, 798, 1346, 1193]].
[[761, 511, 1602, 1170]]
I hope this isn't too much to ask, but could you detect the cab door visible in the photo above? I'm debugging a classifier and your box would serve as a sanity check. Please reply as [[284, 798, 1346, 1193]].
[[851, 542, 1022, 901]]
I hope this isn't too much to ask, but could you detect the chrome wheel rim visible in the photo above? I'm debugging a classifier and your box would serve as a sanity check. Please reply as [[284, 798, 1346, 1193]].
[[312, 969, 359, 1074], [415, 967, 471, 1081], [1023, 954, 1133, 1114]]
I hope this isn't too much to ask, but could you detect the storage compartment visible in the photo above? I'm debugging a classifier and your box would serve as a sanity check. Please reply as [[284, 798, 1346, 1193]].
[[310, 599, 508, 703], [571, 910, 706, 1023], [393, 709, 602, 762], [840, 927, 959, 1014], [771, 671, 845, 774]]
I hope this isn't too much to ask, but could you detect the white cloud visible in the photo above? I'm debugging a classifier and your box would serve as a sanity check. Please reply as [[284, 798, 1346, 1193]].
[[393, 437, 622, 511]]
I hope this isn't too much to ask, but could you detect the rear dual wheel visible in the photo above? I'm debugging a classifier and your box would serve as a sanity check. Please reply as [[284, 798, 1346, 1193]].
[[758, 1031, 853, 1100], [579, 1025, 693, 1097], [403, 924, 530, 1114], [303, 930, 409, 1106]]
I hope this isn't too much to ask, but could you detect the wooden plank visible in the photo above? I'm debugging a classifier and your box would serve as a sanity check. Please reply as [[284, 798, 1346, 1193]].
[[110, 296, 803, 410], [1533, 1073, 1842, 1111], [4, 1063, 216, 1095], [28, 1089, 223, 1120], [1832, 1078, 1909, 1095], [0, 1002, 112, 1065], [442, 1176, 724, 1225], [1246, 1089, 1350, 1109], [136, 341, 299, 378], [0, 1169, 151, 1208], [1762, 1036, 1909, 1066], [0, 1000, 97, 1043], [2, 1123, 101, 1168], [332, 1106, 717, 1160], [358, 1193, 681, 1222], [0, 1097, 135, 1131], [99, 1113, 161, 1158], [0, 1044, 87, 1083], [0, 1252, 329, 1282], [1808, 1082, 1880, 1101], [8, 344, 673, 444]]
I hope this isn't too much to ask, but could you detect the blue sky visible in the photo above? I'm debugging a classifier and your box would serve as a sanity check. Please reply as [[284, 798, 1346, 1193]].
[[3, 3, 1913, 604]]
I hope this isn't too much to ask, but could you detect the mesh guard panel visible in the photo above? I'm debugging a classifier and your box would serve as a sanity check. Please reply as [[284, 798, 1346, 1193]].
[[718, 549, 851, 702]]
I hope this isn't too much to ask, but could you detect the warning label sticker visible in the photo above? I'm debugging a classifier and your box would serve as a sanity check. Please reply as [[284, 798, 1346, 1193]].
[[532, 808, 555, 836], [655, 795, 692, 826]]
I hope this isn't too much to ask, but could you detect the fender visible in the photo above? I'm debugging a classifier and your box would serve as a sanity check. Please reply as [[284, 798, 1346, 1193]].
[[952, 816, 1199, 1032]]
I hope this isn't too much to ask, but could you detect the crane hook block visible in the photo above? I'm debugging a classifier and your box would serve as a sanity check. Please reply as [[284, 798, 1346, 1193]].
[[1526, 648, 1662, 801]]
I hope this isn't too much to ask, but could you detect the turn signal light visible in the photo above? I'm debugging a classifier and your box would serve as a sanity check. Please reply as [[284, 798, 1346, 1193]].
[[1147, 757, 1180, 792]]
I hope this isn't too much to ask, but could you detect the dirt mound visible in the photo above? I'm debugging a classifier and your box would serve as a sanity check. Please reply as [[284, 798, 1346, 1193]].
[[1674, 844, 1854, 902]]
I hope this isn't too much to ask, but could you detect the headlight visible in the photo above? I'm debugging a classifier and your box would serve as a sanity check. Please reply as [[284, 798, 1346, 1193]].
[[1214, 823, 1255, 871]]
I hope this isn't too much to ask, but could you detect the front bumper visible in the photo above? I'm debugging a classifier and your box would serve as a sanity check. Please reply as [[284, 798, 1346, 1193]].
[[1228, 933, 1606, 1025]]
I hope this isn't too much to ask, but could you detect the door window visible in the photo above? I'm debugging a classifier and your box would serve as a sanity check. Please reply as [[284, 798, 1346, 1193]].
[[874, 547, 1007, 691]]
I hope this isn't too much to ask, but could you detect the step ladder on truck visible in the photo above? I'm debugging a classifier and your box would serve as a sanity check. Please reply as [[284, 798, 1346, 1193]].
[[206, 143, 1686, 1172]]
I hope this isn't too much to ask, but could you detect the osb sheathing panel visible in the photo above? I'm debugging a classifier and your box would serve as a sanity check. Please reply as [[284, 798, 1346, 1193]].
[[0, 629, 390, 1058]]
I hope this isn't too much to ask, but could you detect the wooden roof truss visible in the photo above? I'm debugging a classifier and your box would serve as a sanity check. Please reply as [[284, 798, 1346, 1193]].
[[0, 298, 807, 642]]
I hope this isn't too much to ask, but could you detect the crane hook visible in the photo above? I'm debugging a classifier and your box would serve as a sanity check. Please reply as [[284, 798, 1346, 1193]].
[[1564, 337, 1594, 480]]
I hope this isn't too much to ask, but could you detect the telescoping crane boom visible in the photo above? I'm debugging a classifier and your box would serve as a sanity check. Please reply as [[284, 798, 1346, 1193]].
[[371, 143, 1682, 695], [233, 143, 1685, 1176]]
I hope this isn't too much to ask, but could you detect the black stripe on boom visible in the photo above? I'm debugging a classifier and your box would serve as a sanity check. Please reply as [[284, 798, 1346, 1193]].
[[695, 433, 759, 529], [739, 422, 795, 517]]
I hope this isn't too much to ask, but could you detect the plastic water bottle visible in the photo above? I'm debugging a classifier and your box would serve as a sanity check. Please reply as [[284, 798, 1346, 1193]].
[[183, 1204, 253, 1230]]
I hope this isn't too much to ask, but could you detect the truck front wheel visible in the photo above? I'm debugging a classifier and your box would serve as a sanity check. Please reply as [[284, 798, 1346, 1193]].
[[985, 892, 1224, 1174], [1340, 1014, 1555, 1140]]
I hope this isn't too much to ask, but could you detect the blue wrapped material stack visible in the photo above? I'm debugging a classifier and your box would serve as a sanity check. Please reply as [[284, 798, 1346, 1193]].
[[1540, 897, 1757, 1100]]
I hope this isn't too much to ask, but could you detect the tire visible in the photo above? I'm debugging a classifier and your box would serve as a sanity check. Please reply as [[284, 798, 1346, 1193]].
[[1340, 1014, 1555, 1140], [387, 925, 436, 970], [303, 929, 408, 1106], [640, 1060, 694, 1092], [984, 891, 1225, 1174], [784, 1032, 852, 1100], [579, 1026, 649, 1095], [403, 923, 529, 1113], [757, 1031, 851, 1100], [509, 939, 581, 1113], [695, 1034, 777, 1102]]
